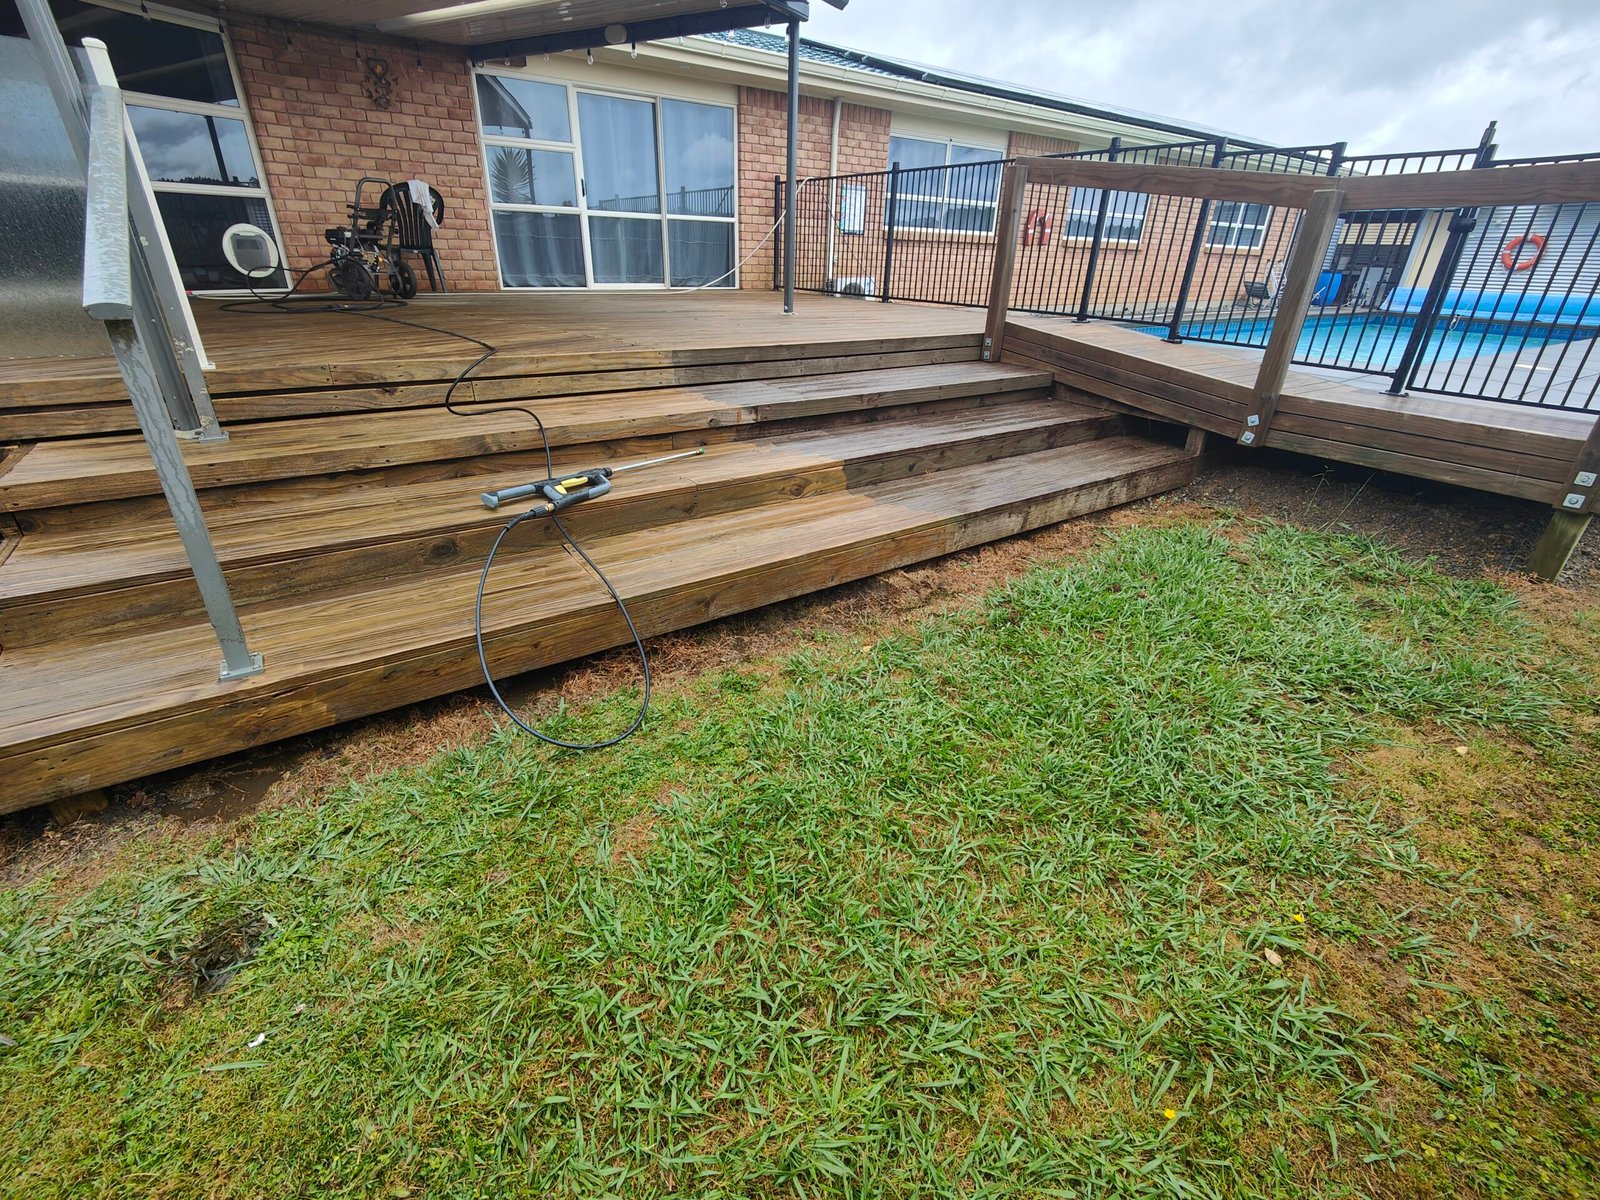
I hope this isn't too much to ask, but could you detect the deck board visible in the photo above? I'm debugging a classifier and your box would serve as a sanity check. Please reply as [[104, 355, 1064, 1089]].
[[1006, 314, 1597, 506]]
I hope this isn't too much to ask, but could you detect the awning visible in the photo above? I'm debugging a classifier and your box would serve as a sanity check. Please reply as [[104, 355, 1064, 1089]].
[[185, 0, 813, 60]]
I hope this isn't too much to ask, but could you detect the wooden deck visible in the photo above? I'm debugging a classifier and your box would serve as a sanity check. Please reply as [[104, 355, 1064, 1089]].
[[1004, 315, 1599, 507], [0, 293, 1199, 810]]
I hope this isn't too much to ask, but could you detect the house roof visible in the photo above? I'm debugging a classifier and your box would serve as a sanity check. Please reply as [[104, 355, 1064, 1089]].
[[700, 28, 1269, 149]]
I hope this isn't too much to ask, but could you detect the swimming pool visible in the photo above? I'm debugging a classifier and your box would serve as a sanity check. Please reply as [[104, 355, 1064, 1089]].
[[1136, 312, 1594, 374]]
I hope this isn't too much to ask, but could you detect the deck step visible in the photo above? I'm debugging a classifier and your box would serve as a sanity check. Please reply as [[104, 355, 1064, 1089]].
[[0, 435, 1198, 810], [0, 399, 1122, 645], [0, 362, 1050, 511]]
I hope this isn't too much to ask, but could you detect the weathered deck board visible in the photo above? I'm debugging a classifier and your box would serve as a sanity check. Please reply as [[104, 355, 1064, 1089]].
[[1005, 314, 1597, 506], [0, 437, 1196, 808]]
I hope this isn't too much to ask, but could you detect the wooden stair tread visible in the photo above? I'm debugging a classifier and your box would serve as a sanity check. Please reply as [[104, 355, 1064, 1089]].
[[0, 399, 1114, 608], [0, 362, 1050, 510], [0, 435, 1193, 767]]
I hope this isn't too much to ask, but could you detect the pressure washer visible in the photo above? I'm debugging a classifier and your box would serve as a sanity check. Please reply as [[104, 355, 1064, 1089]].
[[480, 448, 705, 514]]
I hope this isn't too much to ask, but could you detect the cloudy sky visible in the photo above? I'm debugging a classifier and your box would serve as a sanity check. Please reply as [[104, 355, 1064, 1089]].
[[803, 0, 1600, 158]]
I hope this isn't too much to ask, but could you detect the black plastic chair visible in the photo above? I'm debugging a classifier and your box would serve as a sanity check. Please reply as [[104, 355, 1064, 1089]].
[[1240, 279, 1273, 309], [379, 184, 448, 292]]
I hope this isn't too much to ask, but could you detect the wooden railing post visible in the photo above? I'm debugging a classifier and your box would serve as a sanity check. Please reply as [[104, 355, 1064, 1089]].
[[983, 162, 1029, 363], [1529, 417, 1600, 578], [1237, 187, 1344, 446]]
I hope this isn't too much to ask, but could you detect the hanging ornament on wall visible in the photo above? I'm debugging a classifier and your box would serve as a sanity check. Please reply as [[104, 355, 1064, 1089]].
[[363, 56, 394, 109]]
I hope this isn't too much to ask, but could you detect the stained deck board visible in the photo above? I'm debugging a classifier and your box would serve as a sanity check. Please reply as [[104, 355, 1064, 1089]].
[[0, 437, 1197, 808], [0, 361, 1050, 511], [1005, 315, 1597, 505], [0, 399, 1119, 644], [0, 292, 985, 409]]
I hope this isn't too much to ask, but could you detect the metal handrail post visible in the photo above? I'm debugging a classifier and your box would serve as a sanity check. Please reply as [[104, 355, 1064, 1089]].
[[882, 162, 901, 302], [1074, 136, 1120, 321], [1385, 124, 1498, 395], [81, 40, 222, 440], [20, 3, 263, 681], [1164, 139, 1229, 341]]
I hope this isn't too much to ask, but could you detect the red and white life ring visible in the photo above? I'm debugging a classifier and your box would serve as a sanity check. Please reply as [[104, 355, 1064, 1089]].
[[1022, 209, 1052, 246], [1500, 233, 1545, 271]]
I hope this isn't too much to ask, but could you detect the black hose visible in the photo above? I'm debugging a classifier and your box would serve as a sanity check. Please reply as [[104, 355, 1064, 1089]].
[[222, 261, 652, 749]]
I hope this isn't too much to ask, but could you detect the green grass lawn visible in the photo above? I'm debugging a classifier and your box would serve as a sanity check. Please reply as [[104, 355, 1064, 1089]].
[[3, 517, 1598, 1198]]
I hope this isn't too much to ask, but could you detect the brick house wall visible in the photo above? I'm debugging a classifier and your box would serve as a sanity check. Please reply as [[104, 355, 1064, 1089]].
[[737, 86, 890, 291], [229, 19, 499, 291]]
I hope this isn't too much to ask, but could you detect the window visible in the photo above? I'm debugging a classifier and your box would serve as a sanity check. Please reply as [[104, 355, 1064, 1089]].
[[887, 134, 1003, 233], [1063, 188, 1148, 243], [39, 0, 286, 291], [476, 74, 736, 288], [1207, 201, 1272, 250]]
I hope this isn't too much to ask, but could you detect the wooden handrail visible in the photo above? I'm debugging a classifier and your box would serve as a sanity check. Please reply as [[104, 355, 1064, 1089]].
[[1014, 157, 1329, 209], [1339, 159, 1600, 210], [1014, 155, 1600, 214]]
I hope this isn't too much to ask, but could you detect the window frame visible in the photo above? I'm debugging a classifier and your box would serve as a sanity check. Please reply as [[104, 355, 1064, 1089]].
[[1206, 200, 1273, 251], [886, 132, 1007, 235], [71, 0, 286, 293], [473, 68, 739, 290]]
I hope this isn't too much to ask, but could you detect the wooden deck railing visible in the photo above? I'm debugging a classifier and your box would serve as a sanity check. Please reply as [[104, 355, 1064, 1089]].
[[984, 155, 1600, 444], [983, 155, 1600, 577]]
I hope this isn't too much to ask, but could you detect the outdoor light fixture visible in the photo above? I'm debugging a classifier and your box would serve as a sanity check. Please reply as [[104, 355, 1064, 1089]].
[[603, 23, 628, 45]]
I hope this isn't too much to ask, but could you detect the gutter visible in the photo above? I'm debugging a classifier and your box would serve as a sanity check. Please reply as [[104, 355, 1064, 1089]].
[[805, 40, 1271, 150], [614, 37, 1226, 149]]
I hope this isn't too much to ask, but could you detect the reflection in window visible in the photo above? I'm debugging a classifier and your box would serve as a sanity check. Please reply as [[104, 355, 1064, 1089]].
[[476, 75, 571, 142], [44, 0, 238, 105], [487, 146, 578, 207], [578, 93, 660, 214], [1063, 188, 1149, 242], [1208, 201, 1272, 250], [152, 192, 285, 290], [663, 99, 734, 217], [887, 134, 1003, 232], [127, 107, 257, 187]]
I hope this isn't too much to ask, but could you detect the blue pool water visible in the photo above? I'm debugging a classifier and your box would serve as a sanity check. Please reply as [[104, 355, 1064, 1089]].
[[1136, 313, 1592, 373]]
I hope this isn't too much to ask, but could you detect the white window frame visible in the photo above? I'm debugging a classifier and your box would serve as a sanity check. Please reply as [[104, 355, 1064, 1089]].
[[1206, 201, 1272, 251], [473, 68, 739, 290], [83, 0, 287, 295], [886, 133, 1006, 235], [1062, 187, 1149, 246]]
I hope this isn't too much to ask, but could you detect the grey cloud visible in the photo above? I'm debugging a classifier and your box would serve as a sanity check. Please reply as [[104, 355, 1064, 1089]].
[[806, 1, 1600, 157]]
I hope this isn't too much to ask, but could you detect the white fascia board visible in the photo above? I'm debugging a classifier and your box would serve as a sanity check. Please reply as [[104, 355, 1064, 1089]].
[[568, 39, 1185, 149]]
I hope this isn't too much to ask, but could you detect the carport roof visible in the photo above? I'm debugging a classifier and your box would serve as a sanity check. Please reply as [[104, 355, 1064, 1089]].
[[184, 0, 812, 59]]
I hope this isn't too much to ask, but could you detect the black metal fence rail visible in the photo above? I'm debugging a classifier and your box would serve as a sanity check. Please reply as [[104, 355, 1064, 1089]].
[[777, 124, 1600, 411]]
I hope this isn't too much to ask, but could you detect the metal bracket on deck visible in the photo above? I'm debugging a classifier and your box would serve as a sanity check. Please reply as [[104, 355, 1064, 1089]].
[[220, 652, 266, 682]]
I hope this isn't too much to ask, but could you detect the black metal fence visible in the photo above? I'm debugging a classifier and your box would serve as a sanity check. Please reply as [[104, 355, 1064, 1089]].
[[777, 126, 1600, 411]]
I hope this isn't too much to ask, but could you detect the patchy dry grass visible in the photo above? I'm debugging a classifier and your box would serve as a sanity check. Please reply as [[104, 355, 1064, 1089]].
[[1, 517, 1598, 1198]]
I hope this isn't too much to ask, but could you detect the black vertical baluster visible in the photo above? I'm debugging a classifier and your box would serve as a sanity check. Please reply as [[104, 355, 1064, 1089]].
[[881, 161, 900, 302], [1387, 123, 1498, 393], [772, 174, 782, 292], [1074, 137, 1121, 321], [1165, 140, 1228, 342]]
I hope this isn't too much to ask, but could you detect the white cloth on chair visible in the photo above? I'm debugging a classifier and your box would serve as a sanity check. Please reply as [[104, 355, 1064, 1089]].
[[407, 178, 439, 229]]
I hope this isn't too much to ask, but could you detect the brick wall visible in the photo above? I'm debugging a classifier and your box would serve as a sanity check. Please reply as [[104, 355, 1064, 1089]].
[[230, 19, 499, 291], [1008, 132, 1081, 159], [738, 86, 890, 290]]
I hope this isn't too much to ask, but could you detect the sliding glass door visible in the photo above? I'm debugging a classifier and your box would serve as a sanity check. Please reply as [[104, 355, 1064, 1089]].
[[477, 71, 735, 289], [579, 92, 663, 284]]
